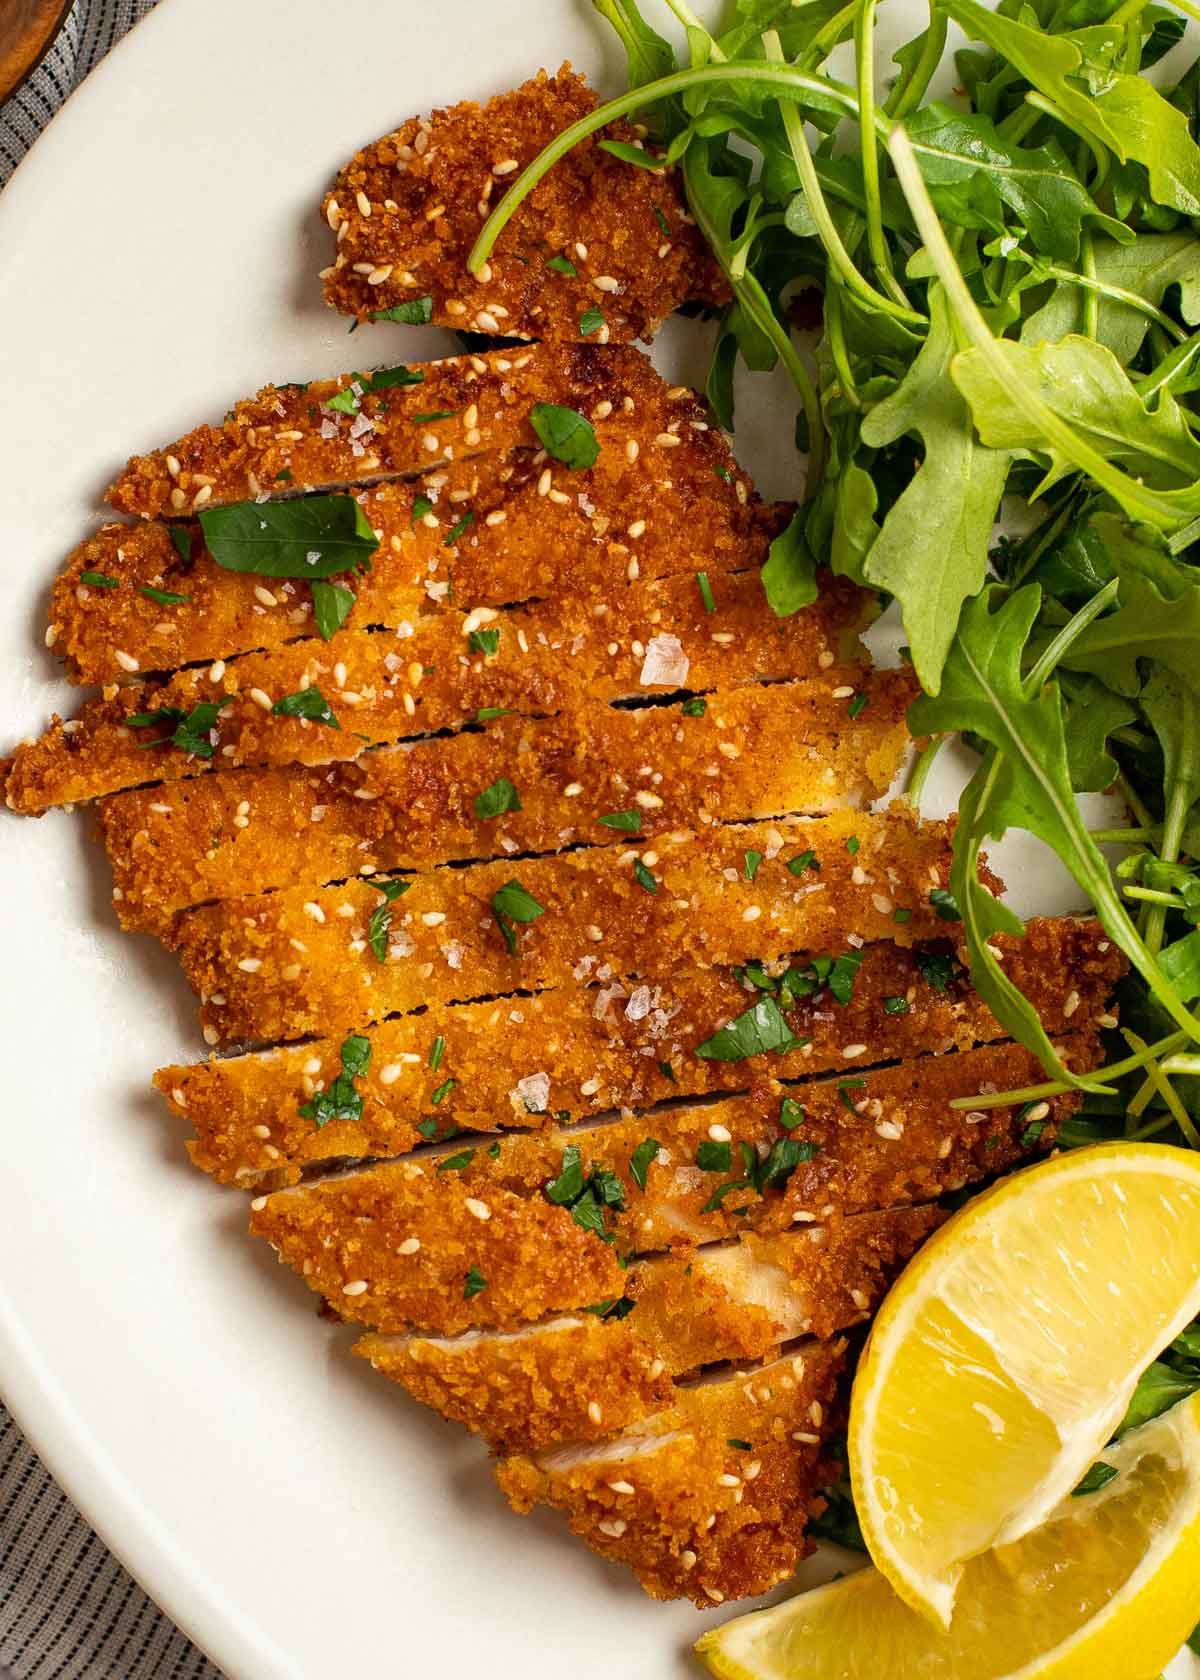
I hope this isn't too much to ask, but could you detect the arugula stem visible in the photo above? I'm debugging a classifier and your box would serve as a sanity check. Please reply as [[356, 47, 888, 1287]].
[[1091, 827, 1159, 843], [1116, 771, 1158, 831], [949, 1031, 1189, 1109], [824, 277, 863, 409], [886, 0, 949, 119], [1125, 886, 1189, 908], [999, 102, 1043, 146], [764, 30, 926, 327], [1024, 93, 1111, 188], [1162, 1054, 1200, 1076], [1137, 330, 1200, 402], [853, 0, 914, 312], [468, 63, 862, 275], [1125, 1030, 1200, 1147], [905, 733, 945, 807], [887, 127, 1186, 532], [1035, 266, 1187, 344], [660, 0, 718, 45], [681, 150, 826, 487], [1144, 711, 1197, 954], [1022, 577, 1119, 694], [1106, 0, 1155, 22], [800, 2, 860, 69]]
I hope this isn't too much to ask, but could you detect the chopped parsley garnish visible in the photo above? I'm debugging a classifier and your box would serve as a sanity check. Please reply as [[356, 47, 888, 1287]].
[[892, 907, 913, 924], [700, 1178, 754, 1214], [653, 205, 671, 237], [696, 1140, 732, 1172], [415, 1117, 440, 1141], [413, 408, 459, 424], [929, 887, 962, 921], [311, 579, 355, 640], [630, 1136, 661, 1190], [758, 1134, 819, 1188], [779, 1097, 806, 1130], [633, 858, 658, 894], [1073, 1462, 1119, 1496], [727, 1438, 752, 1451], [476, 706, 515, 721], [430, 1078, 457, 1105], [274, 469, 294, 482], [474, 776, 521, 820], [412, 494, 435, 525], [168, 526, 193, 562], [714, 464, 732, 482], [787, 850, 819, 876], [696, 996, 806, 1062], [838, 1078, 867, 1111], [543, 1145, 627, 1241], [598, 809, 641, 833], [326, 387, 360, 415], [579, 306, 605, 336], [298, 1033, 371, 1128], [368, 364, 424, 389], [529, 402, 600, 469], [429, 1035, 445, 1071], [846, 835, 861, 855], [437, 1148, 475, 1173], [443, 511, 475, 547], [546, 254, 578, 275], [916, 950, 957, 992], [681, 697, 707, 717], [271, 686, 340, 728], [491, 878, 546, 955], [371, 297, 433, 324], [366, 877, 412, 961], [847, 692, 869, 719], [883, 995, 911, 1015], [80, 570, 119, 588], [463, 1265, 488, 1299], [468, 627, 500, 656], [582, 1296, 636, 1319], [128, 701, 221, 760], [657, 1061, 676, 1083], [744, 849, 763, 882], [827, 951, 863, 1006], [139, 584, 190, 605], [696, 571, 716, 613]]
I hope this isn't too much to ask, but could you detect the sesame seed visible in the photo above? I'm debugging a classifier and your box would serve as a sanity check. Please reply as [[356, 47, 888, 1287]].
[[564, 782, 584, 796], [342, 1279, 369, 1297], [250, 1195, 268, 1212], [493, 158, 520, 175], [423, 433, 440, 453], [303, 902, 326, 923], [598, 1519, 626, 1538], [634, 790, 663, 809], [1063, 988, 1080, 1018], [744, 1460, 761, 1480], [627, 519, 646, 538], [355, 191, 372, 217], [1096, 1011, 1119, 1029], [281, 963, 301, 981], [485, 509, 507, 526], [810, 1401, 824, 1426], [422, 911, 446, 928], [397, 1237, 421, 1255], [247, 688, 271, 712], [875, 1119, 904, 1141], [237, 957, 262, 973], [625, 439, 639, 462], [537, 467, 552, 497], [831, 684, 855, 699], [254, 585, 278, 608], [587, 1400, 603, 1425], [209, 659, 226, 682], [654, 432, 682, 447], [166, 454, 181, 477], [742, 905, 762, 922], [708, 1123, 732, 1143], [680, 1550, 697, 1570], [594, 275, 620, 292], [1025, 1100, 1051, 1121], [608, 1481, 635, 1495], [717, 1472, 741, 1488], [368, 265, 394, 284], [114, 650, 139, 673], [462, 606, 498, 635], [465, 1198, 491, 1221], [842, 1043, 867, 1058], [475, 310, 501, 333], [202, 1024, 220, 1045], [445, 299, 467, 316], [648, 1358, 665, 1379]]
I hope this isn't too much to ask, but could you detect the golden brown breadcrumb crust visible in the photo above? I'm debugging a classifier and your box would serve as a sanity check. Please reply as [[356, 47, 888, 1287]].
[[160, 917, 1121, 1189], [107, 342, 708, 519], [9, 568, 870, 815], [101, 668, 917, 932], [170, 810, 982, 1045], [247, 1035, 1096, 1335], [495, 1341, 847, 1605], [355, 1206, 942, 1452], [57, 410, 775, 684], [321, 67, 728, 340]]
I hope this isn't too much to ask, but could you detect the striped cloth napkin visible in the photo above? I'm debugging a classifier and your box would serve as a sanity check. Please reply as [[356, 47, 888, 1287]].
[[1, 17, 222, 1676]]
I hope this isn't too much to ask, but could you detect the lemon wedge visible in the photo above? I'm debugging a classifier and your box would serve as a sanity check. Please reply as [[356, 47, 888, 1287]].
[[847, 1142, 1200, 1627], [696, 1390, 1200, 1680]]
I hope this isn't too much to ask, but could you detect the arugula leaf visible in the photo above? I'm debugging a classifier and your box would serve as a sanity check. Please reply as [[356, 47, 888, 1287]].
[[366, 877, 412, 961], [368, 365, 425, 389], [860, 286, 1011, 692], [1059, 571, 1200, 697], [762, 508, 818, 616], [199, 495, 378, 579], [444, 512, 474, 547], [529, 403, 600, 469], [696, 996, 805, 1061], [633, 858, 658, 894], [298, 1033, 371, 1127], [592, 0, 676, 91], [1022, 230, 1200, 366], [546, 254, 578, 275], [681, 697, 707, 717], [371, 297, 434, 324], [271, 686, 341, 728], [168, 526, 193, 562], [696, 1139, 732, 1172], [580, 306, 606, 336], [599, 138, 666, 170], [1072, 1461, 1119, 1495], [464, 1265, 487, 1298], [474, 776, 521, 820], [599, 809, 641, 833], [468, 627, 500, 656]]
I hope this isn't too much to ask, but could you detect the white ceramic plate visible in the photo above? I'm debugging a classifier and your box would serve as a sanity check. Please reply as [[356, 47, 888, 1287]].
[[1, 3, 1197, 1677]]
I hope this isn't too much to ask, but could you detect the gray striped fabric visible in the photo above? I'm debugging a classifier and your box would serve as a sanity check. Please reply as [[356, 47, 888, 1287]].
[[2, 16, 223, 1672]]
